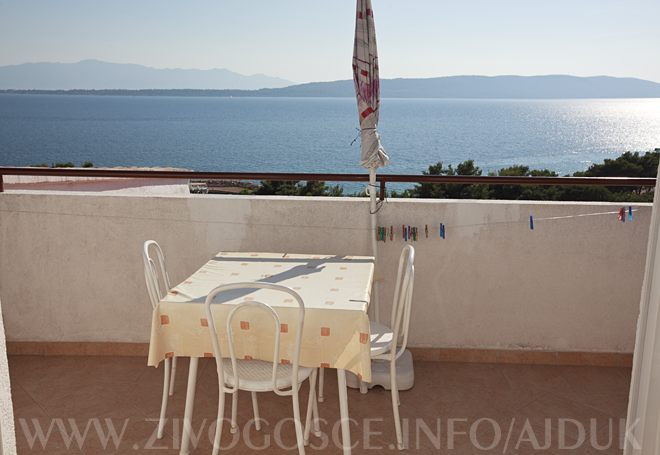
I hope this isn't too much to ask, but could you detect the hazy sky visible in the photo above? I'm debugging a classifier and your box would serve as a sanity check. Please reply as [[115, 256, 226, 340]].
[[1, 0, 659, 84]]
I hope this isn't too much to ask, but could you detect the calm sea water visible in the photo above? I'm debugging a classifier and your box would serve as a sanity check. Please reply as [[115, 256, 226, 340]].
[[1, 94, 659, 181]]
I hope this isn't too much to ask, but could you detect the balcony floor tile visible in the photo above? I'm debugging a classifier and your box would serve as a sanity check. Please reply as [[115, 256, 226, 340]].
[[9, 356, 629, 454]]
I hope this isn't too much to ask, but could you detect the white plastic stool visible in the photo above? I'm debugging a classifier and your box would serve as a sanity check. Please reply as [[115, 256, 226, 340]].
[[346, 349, 415, 391]]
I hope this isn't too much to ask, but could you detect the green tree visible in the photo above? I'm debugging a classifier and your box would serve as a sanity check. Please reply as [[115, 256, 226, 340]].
[[488, 165, 561, 200], [403, 150, 658, 202], [52, 162, 75, 168], [410, 160, 491, 199], [255, 180, 343, 197]]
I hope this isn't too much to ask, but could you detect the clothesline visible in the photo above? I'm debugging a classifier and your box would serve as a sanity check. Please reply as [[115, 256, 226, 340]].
[[1, 205, 646, 238]]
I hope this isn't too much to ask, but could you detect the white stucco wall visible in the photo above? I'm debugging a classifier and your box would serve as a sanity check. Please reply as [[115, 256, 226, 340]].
[[0, 191, 650, 353]]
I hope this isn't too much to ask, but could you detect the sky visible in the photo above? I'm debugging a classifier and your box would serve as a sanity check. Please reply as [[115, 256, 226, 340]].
[[1, 0, 659, 84]]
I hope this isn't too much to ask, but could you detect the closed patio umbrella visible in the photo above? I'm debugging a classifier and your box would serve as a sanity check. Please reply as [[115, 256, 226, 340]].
[[353, 0, 389, 321]]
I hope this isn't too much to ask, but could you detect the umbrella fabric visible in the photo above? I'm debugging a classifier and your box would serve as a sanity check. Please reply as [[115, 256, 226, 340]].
[[353, 0, 389, 169]]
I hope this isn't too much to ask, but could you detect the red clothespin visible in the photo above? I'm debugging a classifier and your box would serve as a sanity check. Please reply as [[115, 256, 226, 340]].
[[618, 207, 625, 222]]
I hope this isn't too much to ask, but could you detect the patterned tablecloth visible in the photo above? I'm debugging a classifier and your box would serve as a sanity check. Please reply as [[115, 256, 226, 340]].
[[148, 252, 374, 382]]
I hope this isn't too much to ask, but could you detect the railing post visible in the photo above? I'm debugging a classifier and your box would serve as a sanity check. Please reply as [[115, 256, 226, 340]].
[[379, 180, 386, 201]]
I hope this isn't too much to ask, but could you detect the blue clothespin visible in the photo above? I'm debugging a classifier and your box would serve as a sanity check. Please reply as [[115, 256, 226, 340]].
[[629, 206, 633, 222], [529, 212, 534, 230], [440, 223, 446, 239]]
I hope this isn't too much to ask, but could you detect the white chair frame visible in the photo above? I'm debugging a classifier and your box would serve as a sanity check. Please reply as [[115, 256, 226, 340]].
[[317, 245, 414, 450], [205, 282, 320, 455], [372, 244, 415, 450], [142, 240, 178, 439]]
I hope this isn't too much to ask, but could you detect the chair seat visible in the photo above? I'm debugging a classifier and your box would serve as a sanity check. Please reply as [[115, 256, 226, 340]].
[[222, 359, 314, 392], [370, 320, 394, 356]]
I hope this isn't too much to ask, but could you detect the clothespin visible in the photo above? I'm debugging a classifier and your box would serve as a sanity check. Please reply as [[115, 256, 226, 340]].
[[402, 225, 406, 241], [390, 225, 393, 241], [628, 206, 633, 222], [440, 223, 445, 239], [425, 224, 429, 238], [412, 227, 417, 242], [618, 207, 625, 223], [529, 212, 534, 230]]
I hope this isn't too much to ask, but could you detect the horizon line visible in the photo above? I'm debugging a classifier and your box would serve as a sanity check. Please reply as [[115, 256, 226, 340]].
[[1, 60, 660, 85]]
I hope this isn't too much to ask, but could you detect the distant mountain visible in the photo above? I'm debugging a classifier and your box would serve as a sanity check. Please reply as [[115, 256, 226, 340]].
[[0, 60, 292, 90], [256, 75, 660, 98], [3, 73, 660, 99]]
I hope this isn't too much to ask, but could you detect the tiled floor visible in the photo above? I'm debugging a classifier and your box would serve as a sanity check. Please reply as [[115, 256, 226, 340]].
[[9, 356, 630, 454]]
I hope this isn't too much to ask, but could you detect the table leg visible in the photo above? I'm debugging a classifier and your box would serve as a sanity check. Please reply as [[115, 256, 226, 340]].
[[179, 357, 199, 455], [337, 369, 352, 455]]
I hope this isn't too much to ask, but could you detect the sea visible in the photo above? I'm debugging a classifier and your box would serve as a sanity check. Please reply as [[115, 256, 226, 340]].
[[1, 94, 659, 191]]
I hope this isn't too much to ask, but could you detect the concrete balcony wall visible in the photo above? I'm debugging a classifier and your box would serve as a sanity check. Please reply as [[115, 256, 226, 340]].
[[0, 191, 650, 353]]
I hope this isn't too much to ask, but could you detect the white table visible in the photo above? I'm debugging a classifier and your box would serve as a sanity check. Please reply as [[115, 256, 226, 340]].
[[147, 252, 374, 455]]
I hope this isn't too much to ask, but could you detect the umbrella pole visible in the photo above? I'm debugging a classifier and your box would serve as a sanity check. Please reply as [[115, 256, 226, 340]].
[[369, 168, 380, 323]]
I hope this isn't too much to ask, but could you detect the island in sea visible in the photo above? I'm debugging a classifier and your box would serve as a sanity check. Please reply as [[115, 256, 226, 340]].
[[1, 60, 660, 99]]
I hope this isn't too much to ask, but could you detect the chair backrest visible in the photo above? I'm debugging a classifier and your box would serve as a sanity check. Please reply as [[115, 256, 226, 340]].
[[204, 282, 305, 396], [389, 245, 415, 361], [142, 240, 171, 309]]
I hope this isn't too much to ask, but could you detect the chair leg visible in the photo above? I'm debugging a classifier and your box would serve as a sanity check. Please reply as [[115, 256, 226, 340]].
[[391, 364, 404, 450], [304, 369, 317, 445], [157, 358, 171, 439], [230, 390, 238, 434], [318, 367, 324, 402], [359, 377, 368, 394], [312, 382, 321, 437], [251, 391, 261, 431], [292, 389, 306, 455], [212, 388, 225, 455], [169, 356, 177, 396]]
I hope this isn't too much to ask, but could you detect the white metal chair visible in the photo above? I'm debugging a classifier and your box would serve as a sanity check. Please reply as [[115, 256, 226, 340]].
[[142, 240, 178, 439], [370, 244, 414, 450], [205, 282, 320, 455], [317, 245, 415, 450]]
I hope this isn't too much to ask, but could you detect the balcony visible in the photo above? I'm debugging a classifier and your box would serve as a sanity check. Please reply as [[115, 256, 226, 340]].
[[0, 181, 649, 453]]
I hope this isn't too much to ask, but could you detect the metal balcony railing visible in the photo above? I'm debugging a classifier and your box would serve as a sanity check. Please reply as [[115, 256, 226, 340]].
[[0, 166, 655, 200]]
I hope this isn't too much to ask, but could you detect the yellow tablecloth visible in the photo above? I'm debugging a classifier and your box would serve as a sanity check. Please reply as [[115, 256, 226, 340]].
[[148, 252, 374, 382]]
